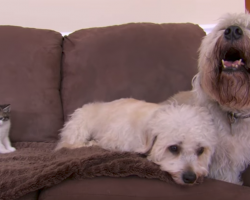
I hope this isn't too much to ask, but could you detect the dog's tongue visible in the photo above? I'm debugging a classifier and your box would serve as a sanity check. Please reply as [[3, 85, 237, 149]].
[[222, 59, 244, 68]]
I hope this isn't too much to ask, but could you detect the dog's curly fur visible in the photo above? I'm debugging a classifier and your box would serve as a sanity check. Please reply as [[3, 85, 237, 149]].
[[56, 98, 217, 185], [165, 13, 250, 185]]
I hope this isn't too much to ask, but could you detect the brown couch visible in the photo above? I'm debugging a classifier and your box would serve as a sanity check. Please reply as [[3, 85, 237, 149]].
[[0, 23, 250, 200]]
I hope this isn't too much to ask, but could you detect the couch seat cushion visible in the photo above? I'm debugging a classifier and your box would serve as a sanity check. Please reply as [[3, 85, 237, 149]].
[[39, 177, 250, 200]]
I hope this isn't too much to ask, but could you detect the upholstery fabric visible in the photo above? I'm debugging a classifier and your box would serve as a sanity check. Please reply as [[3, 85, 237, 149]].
[[61, 23, 205, 119], [0, 142, 171, 200], [39, 177, 250, 200], [16, 192, 38, 200], [0, 26, 63, 142]]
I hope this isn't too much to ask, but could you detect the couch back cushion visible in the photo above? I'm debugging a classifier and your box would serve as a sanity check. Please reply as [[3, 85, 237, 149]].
[[61, 23, 205, 119], [0, 26, 63, 142]]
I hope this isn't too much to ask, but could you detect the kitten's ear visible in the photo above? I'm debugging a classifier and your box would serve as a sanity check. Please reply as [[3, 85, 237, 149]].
[[3, 104, 11, 112]]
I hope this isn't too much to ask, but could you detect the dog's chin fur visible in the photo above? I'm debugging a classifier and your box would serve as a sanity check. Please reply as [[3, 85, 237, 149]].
[[56, 98, 217, 186], [165, 13, 250, 185], [199, 13, 250, 112]]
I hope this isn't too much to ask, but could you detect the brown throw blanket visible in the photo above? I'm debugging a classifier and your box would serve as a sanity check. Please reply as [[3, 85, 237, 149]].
[[0, 142, 171, 200]]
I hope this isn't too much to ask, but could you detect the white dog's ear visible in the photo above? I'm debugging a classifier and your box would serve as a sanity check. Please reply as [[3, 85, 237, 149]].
[[191, 74, 198, 87], [141, 128, 158, 155]]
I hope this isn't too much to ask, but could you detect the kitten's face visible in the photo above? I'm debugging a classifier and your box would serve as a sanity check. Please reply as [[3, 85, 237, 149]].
[[0, 104, 11, 125]]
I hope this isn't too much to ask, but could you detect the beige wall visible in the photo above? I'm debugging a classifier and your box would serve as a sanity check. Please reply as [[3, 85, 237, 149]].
[[0, 0, 245, 33]]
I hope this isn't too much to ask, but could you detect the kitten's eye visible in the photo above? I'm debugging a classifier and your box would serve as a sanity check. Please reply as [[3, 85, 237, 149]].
[[197, 147, 205, 156], [168, 145, 180, 154], [0, 117, 3, 120]]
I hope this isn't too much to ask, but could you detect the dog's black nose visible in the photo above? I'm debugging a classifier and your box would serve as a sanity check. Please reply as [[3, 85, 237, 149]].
[[182, 171, 197, 184], [224, 26, 243, 41]]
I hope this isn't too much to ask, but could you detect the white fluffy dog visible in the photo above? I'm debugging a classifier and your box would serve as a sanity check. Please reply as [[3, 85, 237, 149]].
[[56, 98, 217, 185], [165, 13, 250, 185]]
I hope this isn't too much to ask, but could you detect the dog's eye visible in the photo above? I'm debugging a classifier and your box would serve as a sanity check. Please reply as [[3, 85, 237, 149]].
[[168, 145, 180, 154], [197, 147, 205, 156]]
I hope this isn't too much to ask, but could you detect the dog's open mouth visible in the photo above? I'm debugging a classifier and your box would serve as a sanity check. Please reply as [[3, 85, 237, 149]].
[[220, 48, 246, 73]]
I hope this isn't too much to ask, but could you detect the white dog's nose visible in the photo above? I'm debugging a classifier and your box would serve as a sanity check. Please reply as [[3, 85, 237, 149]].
[[182, 171, 197, 184], [224, 26, 243, 41]]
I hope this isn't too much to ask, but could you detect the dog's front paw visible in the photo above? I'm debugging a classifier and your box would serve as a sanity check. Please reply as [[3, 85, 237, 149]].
[[85, 140, 98, 147], [232, 179, 243, 185]]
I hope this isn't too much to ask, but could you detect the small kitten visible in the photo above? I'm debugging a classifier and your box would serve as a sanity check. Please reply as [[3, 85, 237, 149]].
[[0, 104, 15, 153]]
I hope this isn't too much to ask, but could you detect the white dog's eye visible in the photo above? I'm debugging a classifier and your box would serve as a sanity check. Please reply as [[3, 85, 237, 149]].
[[197, 147, 205, 156], [168, 145, 180, 155]]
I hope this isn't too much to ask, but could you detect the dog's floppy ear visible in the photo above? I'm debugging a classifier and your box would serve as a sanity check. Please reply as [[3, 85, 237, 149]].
[[191, 74, 198, 87], [139, 134, 157, 157], [140, 123, 159, 154]]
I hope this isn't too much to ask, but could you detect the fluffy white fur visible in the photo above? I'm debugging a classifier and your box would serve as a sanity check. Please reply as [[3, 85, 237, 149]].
[[56, 98, 217, 185], [165, 13, 250, 185]]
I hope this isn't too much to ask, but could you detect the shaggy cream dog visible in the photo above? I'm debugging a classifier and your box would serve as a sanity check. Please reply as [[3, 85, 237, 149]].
[[165, 13, 250, 185], [56, 98, 217, 185]]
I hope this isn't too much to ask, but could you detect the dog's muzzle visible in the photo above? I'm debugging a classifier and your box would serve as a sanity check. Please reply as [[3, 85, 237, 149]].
[[218, 25, 249, 73], [182, 171, 197, 184], [224, 26, 243, 41]]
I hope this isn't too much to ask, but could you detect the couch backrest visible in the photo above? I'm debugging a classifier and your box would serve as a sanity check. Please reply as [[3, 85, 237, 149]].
[[61, 23, 206, 119], [0, 26, 63, 142], [0, 23, 205, 142]]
